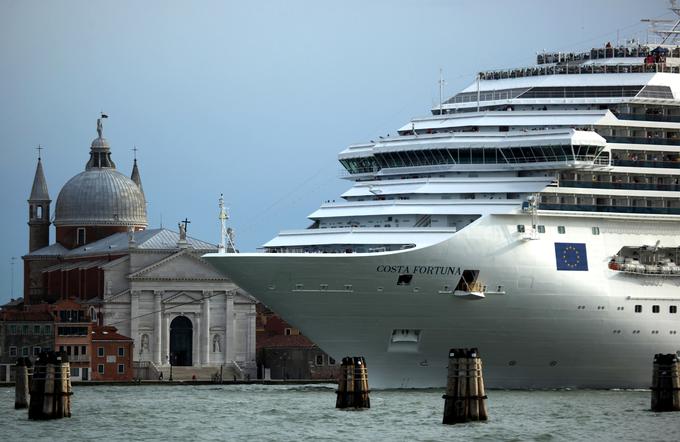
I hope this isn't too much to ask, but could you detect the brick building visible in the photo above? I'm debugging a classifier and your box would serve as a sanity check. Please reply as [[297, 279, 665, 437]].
[[53, 299, 94, 381], [90, 325, 134, 381], [256, 304, 339, 380], [0, 308, 54, 382]]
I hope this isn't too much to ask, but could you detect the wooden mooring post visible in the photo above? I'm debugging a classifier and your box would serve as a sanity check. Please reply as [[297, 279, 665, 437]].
[[651, 353, 680, 412], [14, 357, 30, 409], [442, 348, 488, 424], [28, 352, 73, 420], [336, 356, 370, 409]]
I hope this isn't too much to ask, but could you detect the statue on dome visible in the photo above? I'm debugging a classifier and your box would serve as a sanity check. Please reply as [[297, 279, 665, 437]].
[[178, 222, 187, 240], [97, 118, 103, 138]]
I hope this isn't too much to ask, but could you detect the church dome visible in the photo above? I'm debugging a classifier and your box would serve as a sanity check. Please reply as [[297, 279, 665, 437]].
[[53, 117, 147, 228], [54, 168, 147, 227]]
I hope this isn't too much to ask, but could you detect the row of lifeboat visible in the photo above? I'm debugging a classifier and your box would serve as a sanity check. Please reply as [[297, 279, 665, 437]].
[[608, 243, 680, 276]]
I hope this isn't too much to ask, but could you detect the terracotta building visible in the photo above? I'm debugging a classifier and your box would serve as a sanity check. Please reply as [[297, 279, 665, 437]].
[[90, 325, 134, 381], [53, 299, 94, 381]]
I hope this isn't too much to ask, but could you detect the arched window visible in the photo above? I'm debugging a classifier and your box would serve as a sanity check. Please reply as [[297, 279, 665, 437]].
[[36, 205, 43, 219]]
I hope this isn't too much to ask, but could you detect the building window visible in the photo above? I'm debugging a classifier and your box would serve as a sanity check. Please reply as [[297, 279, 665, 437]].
[[34, 325, 41, 334], [77, 227, 86, 245], [671, 306, 678, 314], [591, 227, 600, 235], [98, 364, 104, 374], [118, 364, 125, 374], [98, 347, 104, 357], [70, 367, 80, 377], [315, 355, 324, 366], [44, 325, 51, 335], [22, 347, 29, 357], [73, 346, 79, 356], [10, 325, 16, 334], [537, 225, 545, 233], [517, 225, 525, 233], [652, 305, 660, 313], [284, 328, 292, 336], [635, 305, 642, 313], [59, 345, 65, 353], [22, 325, 29, 335], [328, 357, 336, 365], [81, 346, 87, 355], [9, 346, 17, 357], [557, 226, 566, 234], [118, 347, 125, 357], [33, 347, 40, 356]]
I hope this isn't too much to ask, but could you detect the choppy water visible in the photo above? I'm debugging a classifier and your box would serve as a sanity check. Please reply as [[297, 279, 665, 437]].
[[0, 385, 677, 441]]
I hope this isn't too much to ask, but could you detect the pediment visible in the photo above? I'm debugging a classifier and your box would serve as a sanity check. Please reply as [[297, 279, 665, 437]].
[[129, 250, 227, 281], [164, 291, 201, 305]]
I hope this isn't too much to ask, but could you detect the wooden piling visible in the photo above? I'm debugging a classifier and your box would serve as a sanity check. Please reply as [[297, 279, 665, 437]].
[[336, 356, 370, 409], [651, 353, 680, 412], [28, 351, 73, 420], [443, 348, 488, 424], [14, 358, 30, 409]]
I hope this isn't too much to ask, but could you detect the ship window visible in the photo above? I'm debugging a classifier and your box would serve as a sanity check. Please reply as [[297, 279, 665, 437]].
[[557, 226, 566, 234], [591, 227, 600, 235], [671, 306, 677, 314], [537, 225, 545, 233], [635, 305, 642, 313], [652, 305, 660, 313], [517, 225, 525, 233], [397, 274, 413, 286], [77, 227, 86, 245]]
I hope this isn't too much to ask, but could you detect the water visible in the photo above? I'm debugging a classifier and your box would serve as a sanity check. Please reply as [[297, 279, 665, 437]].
[[0, 385, 677, 441]]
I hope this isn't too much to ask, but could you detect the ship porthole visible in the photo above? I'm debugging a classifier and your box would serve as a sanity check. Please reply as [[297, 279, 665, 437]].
[[508, 360, 517, 366], [549, 361, 557, 367]]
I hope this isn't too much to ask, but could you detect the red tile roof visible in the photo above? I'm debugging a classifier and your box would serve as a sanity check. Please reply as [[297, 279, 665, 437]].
[[90, 325, 133, 342], [257, 334, 317, 350]]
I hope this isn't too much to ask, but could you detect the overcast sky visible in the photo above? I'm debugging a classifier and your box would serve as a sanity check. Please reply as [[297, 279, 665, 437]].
[[0, 0, 671, 304]]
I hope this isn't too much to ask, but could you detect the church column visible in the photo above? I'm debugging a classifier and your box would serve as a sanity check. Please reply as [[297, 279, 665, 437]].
[[193, 314, 201, 367], [130, 290, 140, 361], [163, 313, 170, 366], [248, 305, 256, 367], [225, 292, 235, 364], [153, 290, 162, 365], [202, 292, 211, 365]]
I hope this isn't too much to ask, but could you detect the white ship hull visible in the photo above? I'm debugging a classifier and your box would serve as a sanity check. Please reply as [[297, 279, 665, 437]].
[[206, 214, 680, 388]]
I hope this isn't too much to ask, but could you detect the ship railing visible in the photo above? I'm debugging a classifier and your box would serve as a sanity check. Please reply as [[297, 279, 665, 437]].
[[613, 112, 680, 124], [478, 63, 678, 81], [559, 180, 680, 192], [536, 45, 680, 65], [605, 135, 680, 147], [538, 203, 680, 215]]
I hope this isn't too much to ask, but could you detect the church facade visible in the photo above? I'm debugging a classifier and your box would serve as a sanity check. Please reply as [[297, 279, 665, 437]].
[[21, 117, 256, 379]]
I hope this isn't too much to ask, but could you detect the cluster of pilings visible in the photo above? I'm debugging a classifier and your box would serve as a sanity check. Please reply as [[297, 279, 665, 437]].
[[651, 353, 680, 412], [442, 348, 488, 424], [26, 352, 73, 420], [335, 356, 370, 409]]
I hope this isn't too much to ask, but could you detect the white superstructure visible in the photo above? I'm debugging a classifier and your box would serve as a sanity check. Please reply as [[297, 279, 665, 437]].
[[205, 16, 680, 388]]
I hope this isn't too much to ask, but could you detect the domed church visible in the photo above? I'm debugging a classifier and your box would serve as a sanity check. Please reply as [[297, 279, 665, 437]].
[[21, 117, 256, 380]]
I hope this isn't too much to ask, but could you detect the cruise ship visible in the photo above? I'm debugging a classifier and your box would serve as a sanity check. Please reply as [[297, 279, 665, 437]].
[[205, 14, 680, 388]]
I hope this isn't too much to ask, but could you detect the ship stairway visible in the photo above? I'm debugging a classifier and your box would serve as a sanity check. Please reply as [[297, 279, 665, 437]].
[[414, 215, 431, 227]]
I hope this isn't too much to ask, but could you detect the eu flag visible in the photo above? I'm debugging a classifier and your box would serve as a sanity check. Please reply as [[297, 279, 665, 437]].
[[554, 243, 588, 271]]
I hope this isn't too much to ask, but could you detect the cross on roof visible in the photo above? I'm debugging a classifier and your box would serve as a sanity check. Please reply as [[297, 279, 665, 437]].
[[132, 145, 138, 160], [36, 144, 44, 160], [181, 218, 191, 232]]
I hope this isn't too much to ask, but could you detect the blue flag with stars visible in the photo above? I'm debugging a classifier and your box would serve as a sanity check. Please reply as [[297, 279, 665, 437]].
[[554, 243, 588, 271]]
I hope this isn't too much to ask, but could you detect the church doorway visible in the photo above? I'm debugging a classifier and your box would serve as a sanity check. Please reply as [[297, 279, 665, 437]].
[[170, 316, 193, 366]]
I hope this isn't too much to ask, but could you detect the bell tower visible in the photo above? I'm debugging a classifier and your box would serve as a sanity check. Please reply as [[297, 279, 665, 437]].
[[28, 149, 51, 252]]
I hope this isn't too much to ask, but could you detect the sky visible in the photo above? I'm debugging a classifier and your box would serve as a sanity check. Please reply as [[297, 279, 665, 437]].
[[0, 0, 672, 304]]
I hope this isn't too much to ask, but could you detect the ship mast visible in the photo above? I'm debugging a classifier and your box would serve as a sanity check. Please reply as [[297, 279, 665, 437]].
[[641, 0, 680, 45]]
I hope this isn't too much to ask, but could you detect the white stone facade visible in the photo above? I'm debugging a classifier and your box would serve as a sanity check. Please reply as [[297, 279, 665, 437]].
[[102, 245, 256, 376]]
